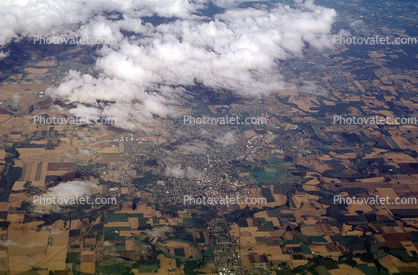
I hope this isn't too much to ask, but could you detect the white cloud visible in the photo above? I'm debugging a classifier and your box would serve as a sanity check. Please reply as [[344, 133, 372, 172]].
[[1, 0, 337, 130], [185, 167, 201, 179], [299, 81, 327, 95], [165, 164, 185, 177], [77, 148, 92, 158], [214, 131, 237, 146], [0, 51, 9, 59], [32, 180, 100, 214], [12, 94, 20, 106], [0, 240, 33, 248], [145, 226, 173, 238], [0, 0, 203, 46]]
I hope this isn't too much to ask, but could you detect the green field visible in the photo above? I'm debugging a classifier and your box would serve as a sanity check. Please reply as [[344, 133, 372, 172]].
[[240, 159, 292, 184]]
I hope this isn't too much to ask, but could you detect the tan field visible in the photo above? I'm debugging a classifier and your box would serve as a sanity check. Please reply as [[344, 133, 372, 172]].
[[0, 117, 15, 134], [8, 230, 49, 256], [240, 242, 283, 257], [379, 255, 418, 274], [303, 185, 319, 191], [0, 202, 8, 212], [244, 130, 256, 138], [16, 142, 75, 163], [80, 251, 95, 274], [51, 230, 69, 246], [9, 74, 23, 80], [44, 246, 68, 271], [80, 262, 95, 274], [11, 181, 26, 191], [0, 114, 10, 123], [25, 68, 49, 74], [36, 59, 56, 67]]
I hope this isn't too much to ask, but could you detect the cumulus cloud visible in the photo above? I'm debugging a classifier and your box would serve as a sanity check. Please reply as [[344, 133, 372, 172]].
[[0, 0, 202, 46], [32, 180, 100, 214], [348, 19, 371, 34], [0, 0, 337, 130], [145, 226, 173, 239], [77, 148, 92, 159], [0, 240, 33, 248], [214, 131, 237, 146], [185, 167, 202, 179], [12, 94, 20, 106], [165, 164, 185, 177], [299, 81, 327, 95], [47, 70, 179, 130], [0, 51, 9, 59], [165, 164, 202, 179], [211, 0, 269, 8]]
